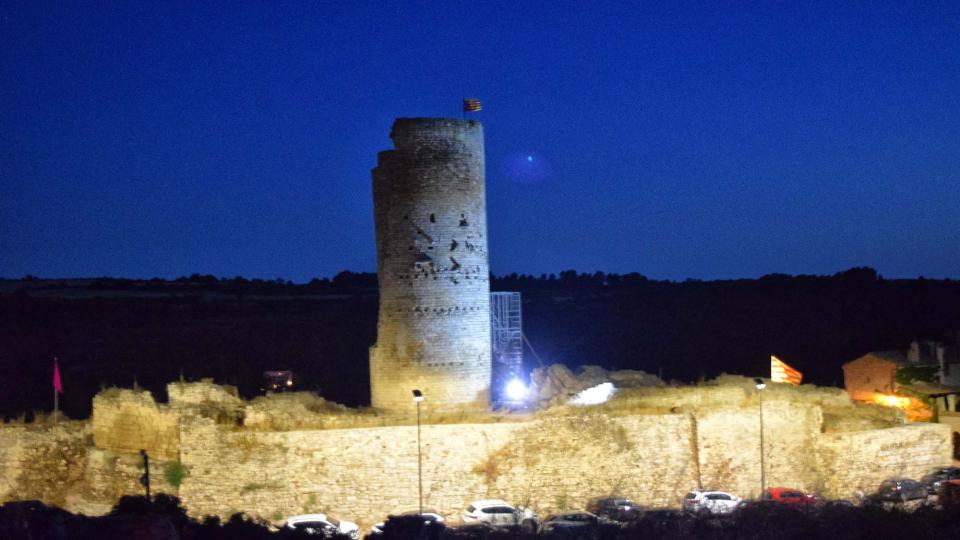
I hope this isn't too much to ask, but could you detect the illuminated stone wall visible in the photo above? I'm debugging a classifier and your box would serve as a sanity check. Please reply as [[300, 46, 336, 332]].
[[695, 400, 823, 499], [0, 383, 953, 526], [173, 407, 948, 527], [91, 388, 180, 459], [175, 413, 696, 524], [369, 118, 492, 412], [817, 423, 952, 498]]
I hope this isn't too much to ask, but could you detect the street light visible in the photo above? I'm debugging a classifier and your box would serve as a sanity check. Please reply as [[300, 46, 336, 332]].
[[754, 378, 766, 497], [412, 389, 423, 515]]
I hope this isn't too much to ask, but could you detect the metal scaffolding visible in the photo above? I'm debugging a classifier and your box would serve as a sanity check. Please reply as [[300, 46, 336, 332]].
[[490, 291, 523, 402]]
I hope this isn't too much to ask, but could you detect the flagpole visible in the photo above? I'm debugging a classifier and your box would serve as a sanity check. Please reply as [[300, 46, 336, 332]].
[[53, 357, 60, 425]]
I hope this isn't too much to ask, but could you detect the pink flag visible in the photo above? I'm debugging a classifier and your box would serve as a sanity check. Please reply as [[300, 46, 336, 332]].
[[53, 358, 63, 394]]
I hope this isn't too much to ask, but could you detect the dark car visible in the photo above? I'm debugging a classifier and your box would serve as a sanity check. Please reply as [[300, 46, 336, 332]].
[[585, 497, 643, 522], [938, 479, 960, 509], [370, 511, 446, 539], [538, 512, 600, 540], [920, 467, 960, 494], [870, 479, 927, 503], [440, 522, 494, 540]]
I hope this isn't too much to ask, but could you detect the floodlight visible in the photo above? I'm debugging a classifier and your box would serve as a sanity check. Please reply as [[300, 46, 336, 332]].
[[505, 378, 527, 401], [412, 389, 423, 402]]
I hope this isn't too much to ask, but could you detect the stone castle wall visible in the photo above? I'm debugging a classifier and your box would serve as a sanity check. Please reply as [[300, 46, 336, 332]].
[[369, 118, 492, 412], [817, 424, 952, 498], [91, 389, 180, 459], [0, 383, 953, 527], [174, 405, 950, 527]]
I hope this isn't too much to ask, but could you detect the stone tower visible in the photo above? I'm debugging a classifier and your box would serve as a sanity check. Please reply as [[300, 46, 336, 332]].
[[369, 118, 492, 412]]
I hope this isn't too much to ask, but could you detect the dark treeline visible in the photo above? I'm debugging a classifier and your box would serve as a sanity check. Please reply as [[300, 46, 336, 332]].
[[2, 267, 960, 420]]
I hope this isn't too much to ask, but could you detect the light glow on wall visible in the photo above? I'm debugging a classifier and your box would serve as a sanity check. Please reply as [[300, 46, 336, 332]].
[[873, 393, 911, 409], [569, 382, 616, 405]]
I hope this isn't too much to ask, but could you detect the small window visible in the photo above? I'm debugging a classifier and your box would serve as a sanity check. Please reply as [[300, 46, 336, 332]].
[[459, 213, 468, 226], [429, 213, 436, 223]]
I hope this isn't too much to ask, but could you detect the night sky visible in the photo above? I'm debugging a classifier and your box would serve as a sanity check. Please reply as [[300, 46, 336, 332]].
[[3, 2, 959, 282]]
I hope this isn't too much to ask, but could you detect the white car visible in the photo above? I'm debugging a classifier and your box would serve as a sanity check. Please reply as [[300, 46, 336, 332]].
[[462, 499, 538, 533], [682, 490, 742, 515], [284, 513, 360, 539]]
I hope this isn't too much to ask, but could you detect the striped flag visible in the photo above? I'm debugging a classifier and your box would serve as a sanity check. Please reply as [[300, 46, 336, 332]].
[[770, 355, 802, 385], [463, 98, 482, 112]]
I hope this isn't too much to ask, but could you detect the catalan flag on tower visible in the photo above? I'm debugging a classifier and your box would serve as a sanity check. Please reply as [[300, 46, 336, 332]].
[[770, 355, 802, 385], [463, 98, 482, 112]]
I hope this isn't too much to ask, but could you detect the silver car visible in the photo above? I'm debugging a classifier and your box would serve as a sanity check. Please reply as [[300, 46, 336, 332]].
[[682, 490, 742, 515], [462, 499, 538, 533]]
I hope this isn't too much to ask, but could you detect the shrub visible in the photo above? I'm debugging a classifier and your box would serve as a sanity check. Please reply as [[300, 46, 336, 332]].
[[164, 460, 188, 488]]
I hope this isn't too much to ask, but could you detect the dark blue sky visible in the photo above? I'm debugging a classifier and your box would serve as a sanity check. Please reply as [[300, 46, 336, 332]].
[[2, 1, 959, 281]]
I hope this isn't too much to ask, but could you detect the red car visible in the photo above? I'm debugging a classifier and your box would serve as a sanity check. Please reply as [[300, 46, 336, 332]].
[[762, 488, 817, 506]]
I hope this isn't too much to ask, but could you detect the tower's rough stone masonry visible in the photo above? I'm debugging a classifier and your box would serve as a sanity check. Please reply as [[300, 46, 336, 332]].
[[369, 118, 492, 412]]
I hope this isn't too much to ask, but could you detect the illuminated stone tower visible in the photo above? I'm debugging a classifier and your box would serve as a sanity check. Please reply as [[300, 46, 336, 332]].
[[369, 118, 491, 412]]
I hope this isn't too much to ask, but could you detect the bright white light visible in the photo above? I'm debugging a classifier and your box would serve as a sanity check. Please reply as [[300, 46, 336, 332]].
[[505, 379, 527, 401], [569, 382, 616, 405]]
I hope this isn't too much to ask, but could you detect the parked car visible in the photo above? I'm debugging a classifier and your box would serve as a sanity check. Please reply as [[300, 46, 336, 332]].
[[462, 499, 537, 533], [938, 479, 960, 509], [585, 496, 643, 522], [370, 511, 445, 536], [869, 479, 927, 503], [440, 522, 493, 540], [538, 512, 600, 539], [682, 490, 742, 515], [761, 487, 817, 507], [284, 513, 360, 539], [921, 467, 960, 494]]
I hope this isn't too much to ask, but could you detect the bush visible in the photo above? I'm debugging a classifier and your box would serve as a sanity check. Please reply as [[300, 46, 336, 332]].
[[164, 460, 188, 488]]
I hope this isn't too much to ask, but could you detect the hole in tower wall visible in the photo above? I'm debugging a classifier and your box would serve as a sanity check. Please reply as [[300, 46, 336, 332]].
[[459, 214, 468, 227], [430, 213, 436, 223]]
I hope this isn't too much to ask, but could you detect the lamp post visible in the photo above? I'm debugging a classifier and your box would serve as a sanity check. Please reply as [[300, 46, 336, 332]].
[[412, 389, 423, 515], [754, 378, 766, 498]]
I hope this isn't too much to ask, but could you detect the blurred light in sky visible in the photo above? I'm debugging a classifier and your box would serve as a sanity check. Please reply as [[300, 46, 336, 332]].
[[500, 150, 552, 184]]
